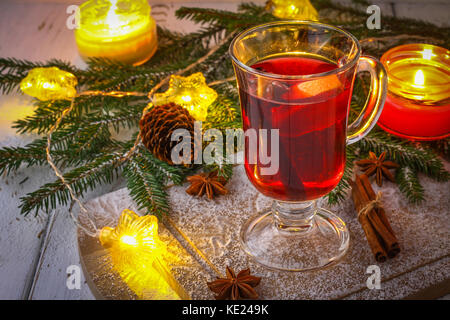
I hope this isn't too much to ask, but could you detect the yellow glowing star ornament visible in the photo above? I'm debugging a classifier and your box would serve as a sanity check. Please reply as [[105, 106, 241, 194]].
[[99, 209, 189, 299], [20, 67, 78, 101], [266, 0, 319, 21], [152, 72, 218, 121]]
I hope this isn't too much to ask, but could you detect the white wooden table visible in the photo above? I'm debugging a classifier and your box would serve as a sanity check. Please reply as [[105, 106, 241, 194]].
[[0, 0, 448, 300]]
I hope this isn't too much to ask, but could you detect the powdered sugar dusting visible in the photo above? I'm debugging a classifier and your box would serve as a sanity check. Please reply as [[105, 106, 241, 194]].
[[78, 165, 450, 299]]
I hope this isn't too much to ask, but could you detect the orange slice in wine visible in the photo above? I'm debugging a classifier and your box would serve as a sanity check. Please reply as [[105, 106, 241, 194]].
[[295, 75, 342, 98]]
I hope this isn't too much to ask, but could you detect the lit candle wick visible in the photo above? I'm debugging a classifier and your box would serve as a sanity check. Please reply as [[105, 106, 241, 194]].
[[106, 0, 121, 28], [414, 69, 425, 86]]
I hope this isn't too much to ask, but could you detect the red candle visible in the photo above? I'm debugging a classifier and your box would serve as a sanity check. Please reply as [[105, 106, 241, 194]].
[[378, 44, 450, 141]]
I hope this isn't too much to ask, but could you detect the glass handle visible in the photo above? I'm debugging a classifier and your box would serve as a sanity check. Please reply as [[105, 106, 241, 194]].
[[347, 56, 388, 145]]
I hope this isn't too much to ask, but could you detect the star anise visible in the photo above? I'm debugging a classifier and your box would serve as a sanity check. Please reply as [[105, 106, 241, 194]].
[[186, 171, 228, 199], [355, 151, 399, 187], [207, 266, 261, 300]]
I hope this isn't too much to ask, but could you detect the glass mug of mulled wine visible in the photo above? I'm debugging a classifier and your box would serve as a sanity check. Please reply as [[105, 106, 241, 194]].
[[230, 21, 387, 271]]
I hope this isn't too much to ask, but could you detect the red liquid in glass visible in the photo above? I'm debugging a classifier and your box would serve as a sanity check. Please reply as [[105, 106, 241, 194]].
[[240, 56, 352, 201]]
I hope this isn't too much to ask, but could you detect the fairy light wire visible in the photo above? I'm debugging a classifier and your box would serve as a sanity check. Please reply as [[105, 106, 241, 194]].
[[43, 31, 237, 278], [46, 96, 99, 237], [121, 31, 238, 165], [46, 89, 153, 236]]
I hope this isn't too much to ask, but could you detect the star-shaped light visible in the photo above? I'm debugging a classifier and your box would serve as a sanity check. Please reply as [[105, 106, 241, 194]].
[[20, 67, 77, 101], [100, 209, 163, 259], [267, 0, 319, 21], [152, 72, 218, 121], [99, 209, 189, 299]]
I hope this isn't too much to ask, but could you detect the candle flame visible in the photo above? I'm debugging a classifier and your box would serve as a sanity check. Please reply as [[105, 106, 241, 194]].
[[105, 0, 121, 28], [414, 69, 425, 86]]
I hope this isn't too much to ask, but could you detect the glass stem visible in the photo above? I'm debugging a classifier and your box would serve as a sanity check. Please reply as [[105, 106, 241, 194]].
[[272, 200, 317, 233]]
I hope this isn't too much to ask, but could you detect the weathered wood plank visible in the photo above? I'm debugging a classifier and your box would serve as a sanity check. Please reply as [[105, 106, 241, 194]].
[[23, 1, 241, 300], [0, 1, 77, 299], [1, 0, 448, 300], [0, 134, 49, 299]]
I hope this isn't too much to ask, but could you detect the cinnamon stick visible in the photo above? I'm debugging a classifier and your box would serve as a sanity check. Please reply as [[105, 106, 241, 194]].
[[350, 179, 387, 262], [360, 174, 400, 258], [355, 176, 398, 254], [360, 174, 395, 235]]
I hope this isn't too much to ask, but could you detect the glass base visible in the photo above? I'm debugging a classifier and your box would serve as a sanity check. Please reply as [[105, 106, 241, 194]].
[[240, 201, 350, 272]]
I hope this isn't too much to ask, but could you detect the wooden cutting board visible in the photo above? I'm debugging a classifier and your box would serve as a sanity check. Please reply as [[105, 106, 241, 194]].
[[78, 165, 450, 299]]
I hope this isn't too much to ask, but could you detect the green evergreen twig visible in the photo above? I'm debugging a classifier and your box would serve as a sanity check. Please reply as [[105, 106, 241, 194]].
[[395, 166, 425, 204], [0, 2, 448, 218]]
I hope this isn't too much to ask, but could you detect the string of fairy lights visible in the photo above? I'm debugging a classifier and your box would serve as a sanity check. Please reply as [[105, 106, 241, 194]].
[[12, 0, 449, 299], [18, 28, 235, 298]]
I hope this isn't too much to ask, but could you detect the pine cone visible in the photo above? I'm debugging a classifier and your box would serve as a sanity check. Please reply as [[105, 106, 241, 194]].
[[139, 103, 195, 164]]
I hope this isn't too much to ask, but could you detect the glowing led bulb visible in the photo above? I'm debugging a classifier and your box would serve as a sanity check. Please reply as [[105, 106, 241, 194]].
[[120, 235, 138, 246], [152, 72, 218, 121], [99, 209, 189, 299], [181, 95, 192, 103], [20, 67, 77, 101], [267, 0, 318, 20]]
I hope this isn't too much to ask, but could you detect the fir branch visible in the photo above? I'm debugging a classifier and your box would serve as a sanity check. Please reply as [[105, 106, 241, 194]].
[[0, 129, 113, 175], [0, 74, 24, 94], [214, 80, 239, 102], [65, 123, 113, 161], [136, 145, 190, 185], [176, 6, 275, 31], [1, 2, 449, 216], [422, 138, 450, 162], [238, 2, 269, 15], [13, 99, 72, 134], [0, 58, 80, 94], [143, 32, 213, 72], [0, 140, 53, 174], [82, 57, 178, 92], [204, 98, 240, 130], [198, 43, 234, 83], [395, 166, 425, 204], [0, 135, 100, 176], [0, 57, 76, 75], [205, 163, 234, 182], [1, 103, 143, 175], [358, 130, 449, 181], [176, 7, 243, 27], [158, 25, 226, 47], [19, 153, 123, 216], [316, 0, 450, 48], [14, 97, 145, 136], [124, 154, 170, 219], [13, 95, 104, 135]]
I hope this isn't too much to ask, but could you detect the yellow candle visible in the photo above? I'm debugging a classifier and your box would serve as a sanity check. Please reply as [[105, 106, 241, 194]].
[[75, 0, 158, 66]]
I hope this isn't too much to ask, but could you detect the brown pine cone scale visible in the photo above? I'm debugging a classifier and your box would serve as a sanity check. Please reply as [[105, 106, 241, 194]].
[[139, 103, 195, 164]]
